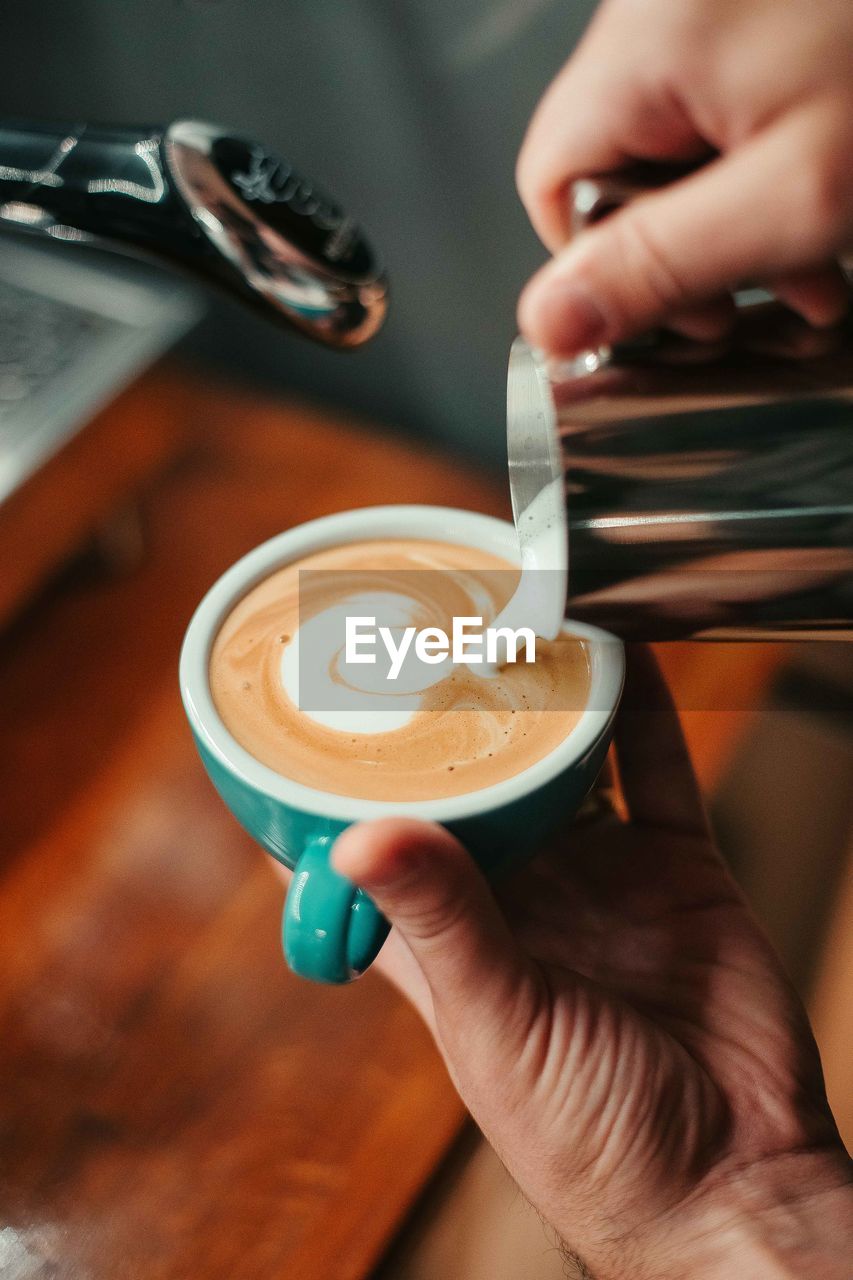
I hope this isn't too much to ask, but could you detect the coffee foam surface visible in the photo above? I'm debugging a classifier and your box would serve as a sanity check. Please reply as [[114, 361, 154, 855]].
[[209, 539, 590, 802]]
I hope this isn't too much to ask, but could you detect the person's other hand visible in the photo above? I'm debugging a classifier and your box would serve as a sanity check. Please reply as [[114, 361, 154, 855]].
[[333, 647, 852, 1277], [516, 0, 853, 356]]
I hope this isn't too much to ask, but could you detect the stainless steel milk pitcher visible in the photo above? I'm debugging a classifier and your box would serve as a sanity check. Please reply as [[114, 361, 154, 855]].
[[507, 175, 853, 640]]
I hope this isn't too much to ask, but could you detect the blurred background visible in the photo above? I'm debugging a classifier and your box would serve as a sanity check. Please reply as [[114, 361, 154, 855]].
[[0, 4, 849, 1279]]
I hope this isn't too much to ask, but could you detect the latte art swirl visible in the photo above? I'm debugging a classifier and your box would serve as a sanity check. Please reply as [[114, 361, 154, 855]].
[[210, 539, 590, 801]]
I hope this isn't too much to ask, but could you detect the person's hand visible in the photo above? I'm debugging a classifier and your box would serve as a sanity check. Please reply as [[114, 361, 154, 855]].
[[331, 647, 852, 1278], [516, 0, 853, 356]]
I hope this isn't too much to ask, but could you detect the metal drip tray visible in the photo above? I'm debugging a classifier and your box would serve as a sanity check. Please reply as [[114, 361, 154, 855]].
[[0, 236, 201, 506]]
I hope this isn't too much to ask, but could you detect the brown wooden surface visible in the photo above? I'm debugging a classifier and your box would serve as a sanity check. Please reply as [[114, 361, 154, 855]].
[[0, 366, 194, 631], [810, 832, 853, 1148], [0, 371, 516, 1280]]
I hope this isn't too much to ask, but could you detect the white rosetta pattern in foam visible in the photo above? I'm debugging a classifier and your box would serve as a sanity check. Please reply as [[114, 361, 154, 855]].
[[209, 537, 591, 803], [281, 589, 453, 734]]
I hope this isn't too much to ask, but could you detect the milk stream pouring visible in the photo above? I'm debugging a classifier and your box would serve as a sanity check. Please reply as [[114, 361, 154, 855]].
[[504, 174, 853, 641]]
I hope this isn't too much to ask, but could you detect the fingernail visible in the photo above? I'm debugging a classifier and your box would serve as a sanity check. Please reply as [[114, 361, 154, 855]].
[[521, 276, 608, 355]]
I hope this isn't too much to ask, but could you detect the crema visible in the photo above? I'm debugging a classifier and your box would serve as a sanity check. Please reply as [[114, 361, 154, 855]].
[[209, 539, 590, 801]]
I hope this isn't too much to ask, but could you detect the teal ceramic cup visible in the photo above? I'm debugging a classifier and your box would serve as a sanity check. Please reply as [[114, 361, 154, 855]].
[[180, 505, 624, 985]]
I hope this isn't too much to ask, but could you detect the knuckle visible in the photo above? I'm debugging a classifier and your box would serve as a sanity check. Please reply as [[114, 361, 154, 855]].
[[514, 145, 534, 205], [515, 91, 557, 210], [794, 143, 853, 253], [578, 207, 687, 321], [405, 885, 469, 947], [515, 144, 550, 216]]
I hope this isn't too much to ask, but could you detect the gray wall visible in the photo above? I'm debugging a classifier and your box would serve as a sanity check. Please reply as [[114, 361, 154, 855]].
[[1, 1, 594, 468]]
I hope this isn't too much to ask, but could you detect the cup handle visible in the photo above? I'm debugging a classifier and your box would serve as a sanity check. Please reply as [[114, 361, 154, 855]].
[[283, 835, 389, 983]]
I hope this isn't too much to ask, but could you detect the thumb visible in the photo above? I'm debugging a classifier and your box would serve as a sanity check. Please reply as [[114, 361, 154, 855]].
[[518, 104, 851, 354], [332, 818, 537, 1043]]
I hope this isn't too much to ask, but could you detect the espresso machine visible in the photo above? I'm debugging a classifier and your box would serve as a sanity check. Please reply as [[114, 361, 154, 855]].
[[0, 118, 387, 349], [1, 119, 850, 641]]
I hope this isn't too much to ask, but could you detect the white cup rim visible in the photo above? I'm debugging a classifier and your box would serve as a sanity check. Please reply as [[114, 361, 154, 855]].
[[180, 505, 625, 823]]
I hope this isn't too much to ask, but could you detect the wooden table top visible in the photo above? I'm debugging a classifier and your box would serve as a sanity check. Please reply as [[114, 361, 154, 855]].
[[0, 370, 514, 1280]]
